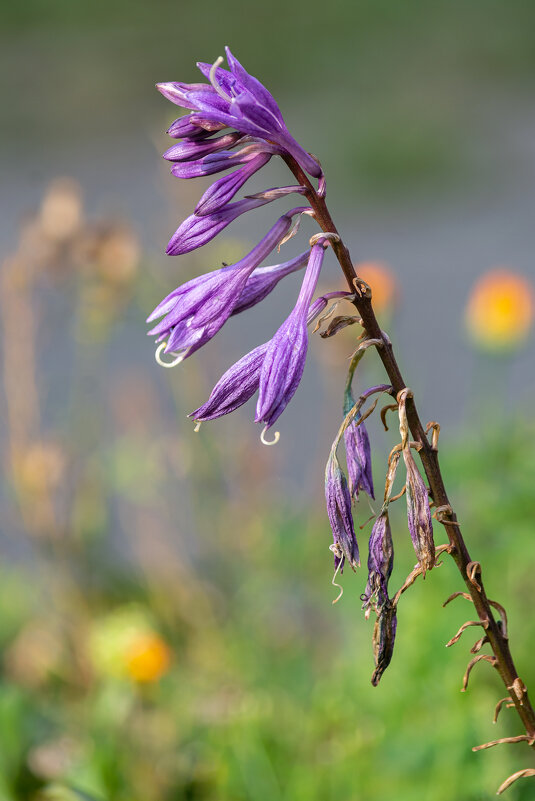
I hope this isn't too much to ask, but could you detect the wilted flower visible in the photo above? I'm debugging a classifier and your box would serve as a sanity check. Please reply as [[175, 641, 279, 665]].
[[325, 451, 360, 572], [371, 601, 397, 686], [404, 448, 435, 576], [343, 410, 374, 500], [465, 268, 535, 351], [362, 510, 394, 612]]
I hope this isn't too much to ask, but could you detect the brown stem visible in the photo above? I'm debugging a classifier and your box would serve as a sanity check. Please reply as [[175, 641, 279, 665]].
[[284, 155, 535, 742]]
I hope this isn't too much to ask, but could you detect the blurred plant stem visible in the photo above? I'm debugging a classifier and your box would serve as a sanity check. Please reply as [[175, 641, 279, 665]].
[[284, 154, 535, 755]]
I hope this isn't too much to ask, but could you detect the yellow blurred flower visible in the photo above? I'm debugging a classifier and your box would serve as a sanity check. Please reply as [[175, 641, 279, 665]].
[[124, 631, 171, 683], [89, 606, 171, 684], [353, 261, 398, 316], [465, 269, 534, 350]]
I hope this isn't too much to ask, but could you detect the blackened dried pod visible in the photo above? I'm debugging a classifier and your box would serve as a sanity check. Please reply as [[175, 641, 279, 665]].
[[403, 448, 435, 576], [362, 511, 394, 613], [371, 601, 397, 686]]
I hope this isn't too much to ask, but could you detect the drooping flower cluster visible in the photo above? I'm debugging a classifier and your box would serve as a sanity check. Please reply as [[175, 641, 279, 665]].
[[149, 49, 332, 438], [150, 49, 437, 688]]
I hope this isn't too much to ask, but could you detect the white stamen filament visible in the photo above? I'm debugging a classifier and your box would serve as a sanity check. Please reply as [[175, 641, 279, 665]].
[[260, 425, 280, 446], [155, 342, 184, 368], [209, 57, 233, 104], [329, 544, 344, 604], [193, 421, 202, 433]]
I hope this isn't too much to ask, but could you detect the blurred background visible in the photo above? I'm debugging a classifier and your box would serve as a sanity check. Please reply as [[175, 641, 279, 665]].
[[1, 1, 535, 799]]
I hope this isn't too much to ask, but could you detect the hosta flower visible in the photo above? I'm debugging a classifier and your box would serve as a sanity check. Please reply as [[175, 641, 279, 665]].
[[255, 241, 327, 429], [343, 409, 374, 500], [157, 47, 322, 178], [148, 209, 306, 361], [371, 601, 397, 686], [361, 511, 394, 612], [167, 187, 305, 255], [403, 448, 435, 576], [325, 451, 360, 572], [190, 291, 352, 424]]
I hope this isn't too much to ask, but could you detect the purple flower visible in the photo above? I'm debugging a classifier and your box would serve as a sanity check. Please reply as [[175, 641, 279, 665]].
[[167, 187, 306, 255], [371, 601, 397, 686], [157, 47, 321, 179], [255, 242, 327, 429], [195, 153, 271, 216], [361, 511, 394, 612], [343, 412, 375, 500], [190, 343, 269, 422], [231, 251, 309, 315], [403, 448, 435, 576], [148, 210, 303, 360], [166, 115, 227, 138], [163, 132, 242, 163], [325, 452, 360, 572], [190, 292, 348, 424]]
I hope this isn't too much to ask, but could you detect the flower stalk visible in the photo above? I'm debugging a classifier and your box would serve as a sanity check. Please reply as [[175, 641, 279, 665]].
[[281, 150, 535, 748]]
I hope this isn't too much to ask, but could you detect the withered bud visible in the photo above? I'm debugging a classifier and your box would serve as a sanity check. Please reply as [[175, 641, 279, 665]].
[[362, 511, 394, 613], [319, 315, 360, 339], [371, 601, 397, 686], [403, 448, 435, 576]]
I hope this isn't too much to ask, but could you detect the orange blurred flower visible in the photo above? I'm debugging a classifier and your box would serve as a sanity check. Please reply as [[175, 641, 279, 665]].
[[465, 269, 534, 350], [125, 632, 171, 683], [353, 261, 398, 316]]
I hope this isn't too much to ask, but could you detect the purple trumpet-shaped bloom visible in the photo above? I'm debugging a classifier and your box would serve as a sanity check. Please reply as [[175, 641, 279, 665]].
[[325, 452, 360, 572], [195, 153, 271, 216], [255, 242, 327, 429], [371, 601, 397, 686], [190, 294, 347, 424], [190, 343, 269, 422], [157, 47, 322, 179], [403, 448, 435, 576], [343, 409, 375, 500], [148, 210, 303, 360], [167, 187, 305, 255], [361, 511, 394, 612]]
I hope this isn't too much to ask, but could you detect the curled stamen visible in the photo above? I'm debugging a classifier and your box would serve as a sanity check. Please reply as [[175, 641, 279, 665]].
[[260, 426, 280, 446], [309, 232, 340, 247], [155, 342, 184, 368], [329, 544, 344, 604], [193, 421, 202, 433], [209, 56, 233, 103]]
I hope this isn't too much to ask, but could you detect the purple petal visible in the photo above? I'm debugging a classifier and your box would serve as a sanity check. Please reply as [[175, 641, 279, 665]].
[[231, 251, 309, 315], [163, 132, 241, 162], [195, 153, 271, 216], [189, 343, 269, 421]]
